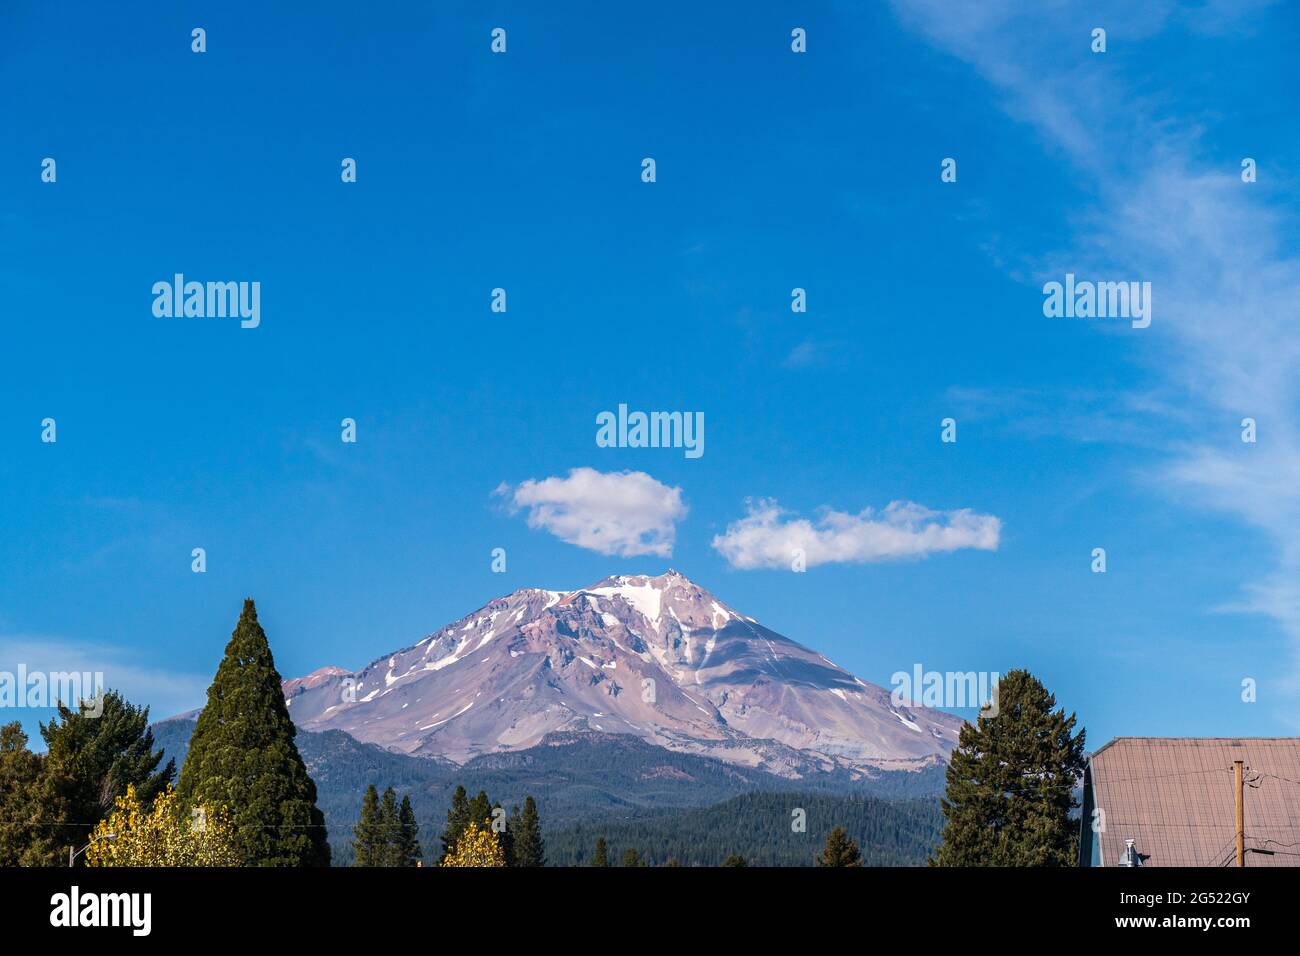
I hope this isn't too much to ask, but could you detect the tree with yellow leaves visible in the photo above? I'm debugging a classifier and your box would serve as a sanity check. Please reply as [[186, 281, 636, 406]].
[[85, 784, 240, 867], [439, 821, 505, 867]]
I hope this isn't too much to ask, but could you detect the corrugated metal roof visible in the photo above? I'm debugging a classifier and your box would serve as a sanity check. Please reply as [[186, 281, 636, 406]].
[[1090, 737, 1300, 867]]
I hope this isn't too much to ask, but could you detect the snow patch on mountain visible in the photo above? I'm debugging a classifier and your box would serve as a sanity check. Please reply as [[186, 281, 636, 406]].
[[280, 570, 963, 778]]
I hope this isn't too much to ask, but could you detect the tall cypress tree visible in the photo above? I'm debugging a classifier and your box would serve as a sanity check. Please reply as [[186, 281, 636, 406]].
[[352, 784, 382, 866], [177, 599, 330, 866], [397, 794, 421, 867], [932, 668, 1086, 867], [592, 837, 609, 868]]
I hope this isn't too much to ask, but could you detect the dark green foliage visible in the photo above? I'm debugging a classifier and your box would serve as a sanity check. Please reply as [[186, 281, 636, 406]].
[[499, 803, 516, 866], [0, 723, 70, 866], [351, 786, 424, 867], [816, 827, 862, 867], [547, 791, 942, 867], [932, 668, 1086, 867], [378, 787, 401, 865], [352, 785, 383, 866], [397, 795, 421, 866], [620, 847, 645, 867], [511, 796, 545, 867], [722, 854, 748, 867], [41, 689, 174, 856], [467, 790, 492, 829], [592, 837, 609, 867], [176, 599, 330, 867], [440, 785, 469, 861]]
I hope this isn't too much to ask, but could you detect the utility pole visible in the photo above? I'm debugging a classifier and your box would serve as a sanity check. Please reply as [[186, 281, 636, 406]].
[[1234, 759, 1245, 868]]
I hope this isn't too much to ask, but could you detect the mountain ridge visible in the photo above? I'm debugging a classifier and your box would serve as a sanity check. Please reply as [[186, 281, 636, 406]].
[[279, 570, 963, 779]]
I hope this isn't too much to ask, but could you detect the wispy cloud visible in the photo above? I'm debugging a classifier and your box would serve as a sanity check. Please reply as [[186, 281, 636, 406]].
[[497, 468, 688, 558], [712, 498, 1001, 570], [891, 1, 1300, 664], [946, 385, 1189, 447], [782, 339, 841, 369], [0, 635, 210, 722]]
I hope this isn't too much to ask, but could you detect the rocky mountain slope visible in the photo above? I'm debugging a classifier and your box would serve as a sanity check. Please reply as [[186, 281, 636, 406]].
[[281, 570, 963, 778]]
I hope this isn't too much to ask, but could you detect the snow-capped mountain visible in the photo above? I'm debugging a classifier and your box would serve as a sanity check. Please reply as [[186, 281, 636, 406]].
[[283, 570, 963, 778]]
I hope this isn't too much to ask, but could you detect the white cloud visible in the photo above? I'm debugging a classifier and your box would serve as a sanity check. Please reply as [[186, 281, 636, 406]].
[[712, 499, 1001, 570], [499, 468, 687, 558], [890, 1, 1300, 670]]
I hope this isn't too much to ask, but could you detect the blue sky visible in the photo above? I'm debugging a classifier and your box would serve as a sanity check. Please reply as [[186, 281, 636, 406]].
[[2, 1, 1298, 748]]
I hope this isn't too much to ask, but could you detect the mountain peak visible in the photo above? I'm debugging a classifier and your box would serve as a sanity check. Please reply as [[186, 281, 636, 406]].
[[584, 568, 703, 594], [283, 664, 352, 697], [280, 571, 962, 777]]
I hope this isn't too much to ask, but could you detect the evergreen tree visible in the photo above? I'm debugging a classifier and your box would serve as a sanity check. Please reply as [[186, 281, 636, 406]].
[[41, 689, 174, 856], [351, 784, 383, 866], [397, 794, 421, 867], [512, 795, 545, 867], [932, 669, 1086, 867], [620, 847, 645, 867], [0, 722, 69, 866], [817, 827, 862, 867], [440, 785, 470, 860], [378, 787, 402, 866], [722, 854, 748, 867], [176, 599, 330, 866], [592, 837, 609, 867], [467, 790, 492, 829], [500, 803, 517, 867]]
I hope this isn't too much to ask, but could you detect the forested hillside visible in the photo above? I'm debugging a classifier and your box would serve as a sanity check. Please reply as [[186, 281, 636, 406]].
[[547, 791, 943, 867], [152, 717, 945, 865]]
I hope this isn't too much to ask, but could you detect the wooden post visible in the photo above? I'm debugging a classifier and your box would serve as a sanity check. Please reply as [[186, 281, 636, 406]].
[[1234, 759, 1245, 867]]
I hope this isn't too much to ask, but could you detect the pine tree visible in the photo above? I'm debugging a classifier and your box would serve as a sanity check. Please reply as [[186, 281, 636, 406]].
[[722, 854, 748, 867], [511, 795, 545, 867], [397, 795, 421, 867], [440, 785, 470, 860], [932, 668, 1086, 867], [500, 803, 517, 866], [378, 787, 402, 866], [621, 847, 645, 867], [351, 784, 383, 866], [468, 790, 492, 829], [40, 689, 174, 856], [817, 827, 862, 867], [176, 599, 330, 866], [592, 837, 609, 867]]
